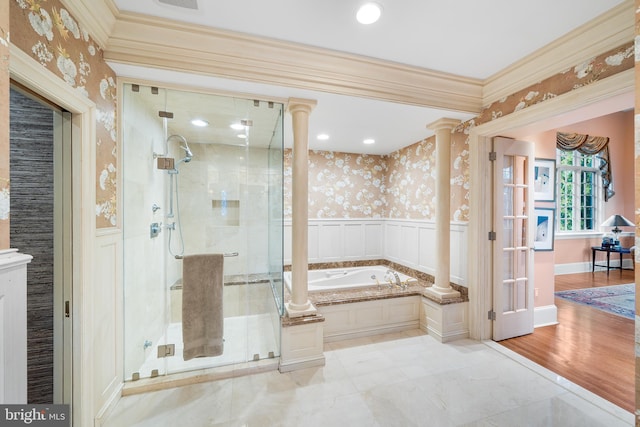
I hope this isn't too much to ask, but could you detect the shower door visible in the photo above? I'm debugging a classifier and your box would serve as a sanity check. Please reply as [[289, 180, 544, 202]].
[[122, 84, 284, 381]]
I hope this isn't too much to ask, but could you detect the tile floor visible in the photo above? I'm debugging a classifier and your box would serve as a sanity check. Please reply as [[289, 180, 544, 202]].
[[102, 330, 633, 426]]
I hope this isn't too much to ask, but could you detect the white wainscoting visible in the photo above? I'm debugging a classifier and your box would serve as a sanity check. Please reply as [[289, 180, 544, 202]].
[[385, 219, 468, 286], [284, 219, 468, 286], [285, 219, 385, 264], [318, 296, 421, 342], [92, 231, 123, 423]]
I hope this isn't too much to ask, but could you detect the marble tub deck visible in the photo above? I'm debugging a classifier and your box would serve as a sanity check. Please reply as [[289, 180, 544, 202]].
[[102, 330, 632, 426], [285, 261, 468, 310]]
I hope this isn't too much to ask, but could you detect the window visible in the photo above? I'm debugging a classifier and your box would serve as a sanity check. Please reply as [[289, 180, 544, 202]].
[[556, 149, 602, 232]]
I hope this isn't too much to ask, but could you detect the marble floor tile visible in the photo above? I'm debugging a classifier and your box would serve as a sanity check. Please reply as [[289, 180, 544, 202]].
[[103, 331, 633, 427]]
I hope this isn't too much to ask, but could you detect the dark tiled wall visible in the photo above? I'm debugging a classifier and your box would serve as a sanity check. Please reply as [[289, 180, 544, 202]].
[[9, 88, 55, 403]]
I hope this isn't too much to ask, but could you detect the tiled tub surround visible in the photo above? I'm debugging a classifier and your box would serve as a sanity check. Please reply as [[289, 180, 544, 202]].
[[282, 260, 468, 347], [284, 219, 469, 286], [284, 260, 468, 304]]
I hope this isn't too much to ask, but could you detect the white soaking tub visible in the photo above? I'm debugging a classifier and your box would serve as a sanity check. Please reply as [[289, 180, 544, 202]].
[[284, 265, 417, 292]]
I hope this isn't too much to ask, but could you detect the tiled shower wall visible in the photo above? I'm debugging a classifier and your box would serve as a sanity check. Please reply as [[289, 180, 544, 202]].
[[9, 88, 54, 403]]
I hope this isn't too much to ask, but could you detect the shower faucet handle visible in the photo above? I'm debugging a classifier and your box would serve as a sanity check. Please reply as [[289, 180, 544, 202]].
[[150, 222, 161, 238]]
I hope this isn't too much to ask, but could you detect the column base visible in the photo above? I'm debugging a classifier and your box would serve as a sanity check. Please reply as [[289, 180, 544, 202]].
[[424, 286, 461, 302], [421, 298, 468, 343], [285, 300, 318, 318]]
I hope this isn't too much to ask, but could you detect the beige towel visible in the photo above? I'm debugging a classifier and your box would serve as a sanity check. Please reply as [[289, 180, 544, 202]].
[[182, 254, 224, 360]]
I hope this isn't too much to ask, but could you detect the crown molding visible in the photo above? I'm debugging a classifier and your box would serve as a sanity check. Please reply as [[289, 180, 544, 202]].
[[60, 0, 118, 49], [482, 0, 634, 106], [104, 12, 483, 114]]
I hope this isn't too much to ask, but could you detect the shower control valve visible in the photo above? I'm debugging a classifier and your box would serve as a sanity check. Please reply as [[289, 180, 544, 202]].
[[150, 222, 161, 238]]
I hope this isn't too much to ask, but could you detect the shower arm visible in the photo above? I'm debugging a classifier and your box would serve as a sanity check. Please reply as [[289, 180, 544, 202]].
[[174, 252, 239, 259]]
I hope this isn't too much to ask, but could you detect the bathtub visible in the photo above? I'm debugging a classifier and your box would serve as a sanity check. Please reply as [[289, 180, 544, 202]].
[[284, 265, 417, 292]]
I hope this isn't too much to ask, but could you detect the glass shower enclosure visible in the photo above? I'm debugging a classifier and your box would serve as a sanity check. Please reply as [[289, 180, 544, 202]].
[[122, 83, 284, 380]]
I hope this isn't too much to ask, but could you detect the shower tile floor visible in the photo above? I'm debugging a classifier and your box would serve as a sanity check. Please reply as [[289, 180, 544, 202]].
[[104, 330, 632, 426], [137, 313, 279, 377]]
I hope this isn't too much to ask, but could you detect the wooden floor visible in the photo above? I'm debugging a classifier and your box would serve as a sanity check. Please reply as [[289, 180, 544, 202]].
[[499, 270, 635, 413]]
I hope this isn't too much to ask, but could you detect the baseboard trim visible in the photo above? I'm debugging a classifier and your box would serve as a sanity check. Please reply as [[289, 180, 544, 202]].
[[278, 356, 326, 373], [555, 260, 634, 275], [534, 304, 558, 328]]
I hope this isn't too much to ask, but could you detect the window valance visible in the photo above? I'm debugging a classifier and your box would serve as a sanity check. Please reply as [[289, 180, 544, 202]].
[[556, 132, 614, 201]]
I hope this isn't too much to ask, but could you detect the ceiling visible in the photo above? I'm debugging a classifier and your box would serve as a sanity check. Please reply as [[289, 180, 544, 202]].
[[109, 0, 626, 154]]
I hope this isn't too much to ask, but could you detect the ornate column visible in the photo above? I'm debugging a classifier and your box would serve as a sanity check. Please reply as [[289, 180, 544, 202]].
[[286, 98, 317, 317], [425, 118, 461, 301]]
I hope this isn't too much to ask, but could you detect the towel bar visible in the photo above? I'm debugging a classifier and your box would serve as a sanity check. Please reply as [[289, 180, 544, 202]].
[[174, 252, 238, 259]]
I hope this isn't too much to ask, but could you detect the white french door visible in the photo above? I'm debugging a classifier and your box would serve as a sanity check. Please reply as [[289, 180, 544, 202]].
[[492, 137, 535, 341]]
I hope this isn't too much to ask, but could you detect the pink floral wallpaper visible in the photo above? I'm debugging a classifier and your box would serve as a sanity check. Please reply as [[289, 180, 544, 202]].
[[0, 1, 9, 248], [285, 150, 388, 218], [386, 137, 437, 219], [285, 135, 470, 221], [10, 0, 118, 229]]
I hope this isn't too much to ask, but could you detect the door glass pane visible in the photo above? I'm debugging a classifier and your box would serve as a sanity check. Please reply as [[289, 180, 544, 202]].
[[516, 279, 527, 311], [516, 249, 527, 278], [503, 218, 514, 247], [517, 217, 527, 247], [503, 250, 513, 280], [503, 282, 514, 313], [503, 186, 513, 216], [503, 155, 514, 184]]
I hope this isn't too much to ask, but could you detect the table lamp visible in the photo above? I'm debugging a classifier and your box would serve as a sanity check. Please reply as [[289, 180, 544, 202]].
[[601, 214, 635, 247]]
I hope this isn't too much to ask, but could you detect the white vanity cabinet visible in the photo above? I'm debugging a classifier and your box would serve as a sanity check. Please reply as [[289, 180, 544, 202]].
[[0, 249, 32, 403]]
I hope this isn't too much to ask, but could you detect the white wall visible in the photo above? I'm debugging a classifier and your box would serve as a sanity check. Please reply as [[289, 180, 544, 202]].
[[284, 218, 468, 286]]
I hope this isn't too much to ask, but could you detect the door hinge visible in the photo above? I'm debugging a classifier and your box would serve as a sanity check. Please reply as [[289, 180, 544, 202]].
[[489, 151, 497, 161], [157, 344, 175, 358], [488, 310, 496, 321], [488, 231, 496, 241], [64, 301, 70, 318]]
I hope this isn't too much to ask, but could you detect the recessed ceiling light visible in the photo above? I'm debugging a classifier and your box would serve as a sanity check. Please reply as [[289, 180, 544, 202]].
[[191, 118, 209, 127], [237, 134, 247, 139], [357, 2, 382, 25], [317, 133, 330, 141], [363, 138, 375, 145], [230, 123, 245, 130]]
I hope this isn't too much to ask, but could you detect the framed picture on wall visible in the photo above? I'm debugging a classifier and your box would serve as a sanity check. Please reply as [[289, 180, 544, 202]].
[[534, 158, 556, 201], [534, 207, 555, 251]]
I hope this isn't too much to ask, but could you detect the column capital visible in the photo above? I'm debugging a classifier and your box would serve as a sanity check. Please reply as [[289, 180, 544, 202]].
[[426, 118, 461, 133], [288, 98, 317, 114]]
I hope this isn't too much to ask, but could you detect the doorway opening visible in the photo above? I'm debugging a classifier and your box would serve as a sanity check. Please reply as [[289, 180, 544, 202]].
[[9, 83, 73, 404], [468, 75, 634, 411]]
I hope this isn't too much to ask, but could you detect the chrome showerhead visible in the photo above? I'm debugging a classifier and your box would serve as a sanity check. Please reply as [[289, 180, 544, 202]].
[[180, 144, 193, 159], [167, 134, 193, 164]]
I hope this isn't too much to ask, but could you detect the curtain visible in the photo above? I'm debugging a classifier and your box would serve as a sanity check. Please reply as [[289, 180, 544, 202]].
[[556, 132, 614, 201]]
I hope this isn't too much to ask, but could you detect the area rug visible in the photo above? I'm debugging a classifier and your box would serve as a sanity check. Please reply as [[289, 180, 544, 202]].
[[554, 284, 635, 320]]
